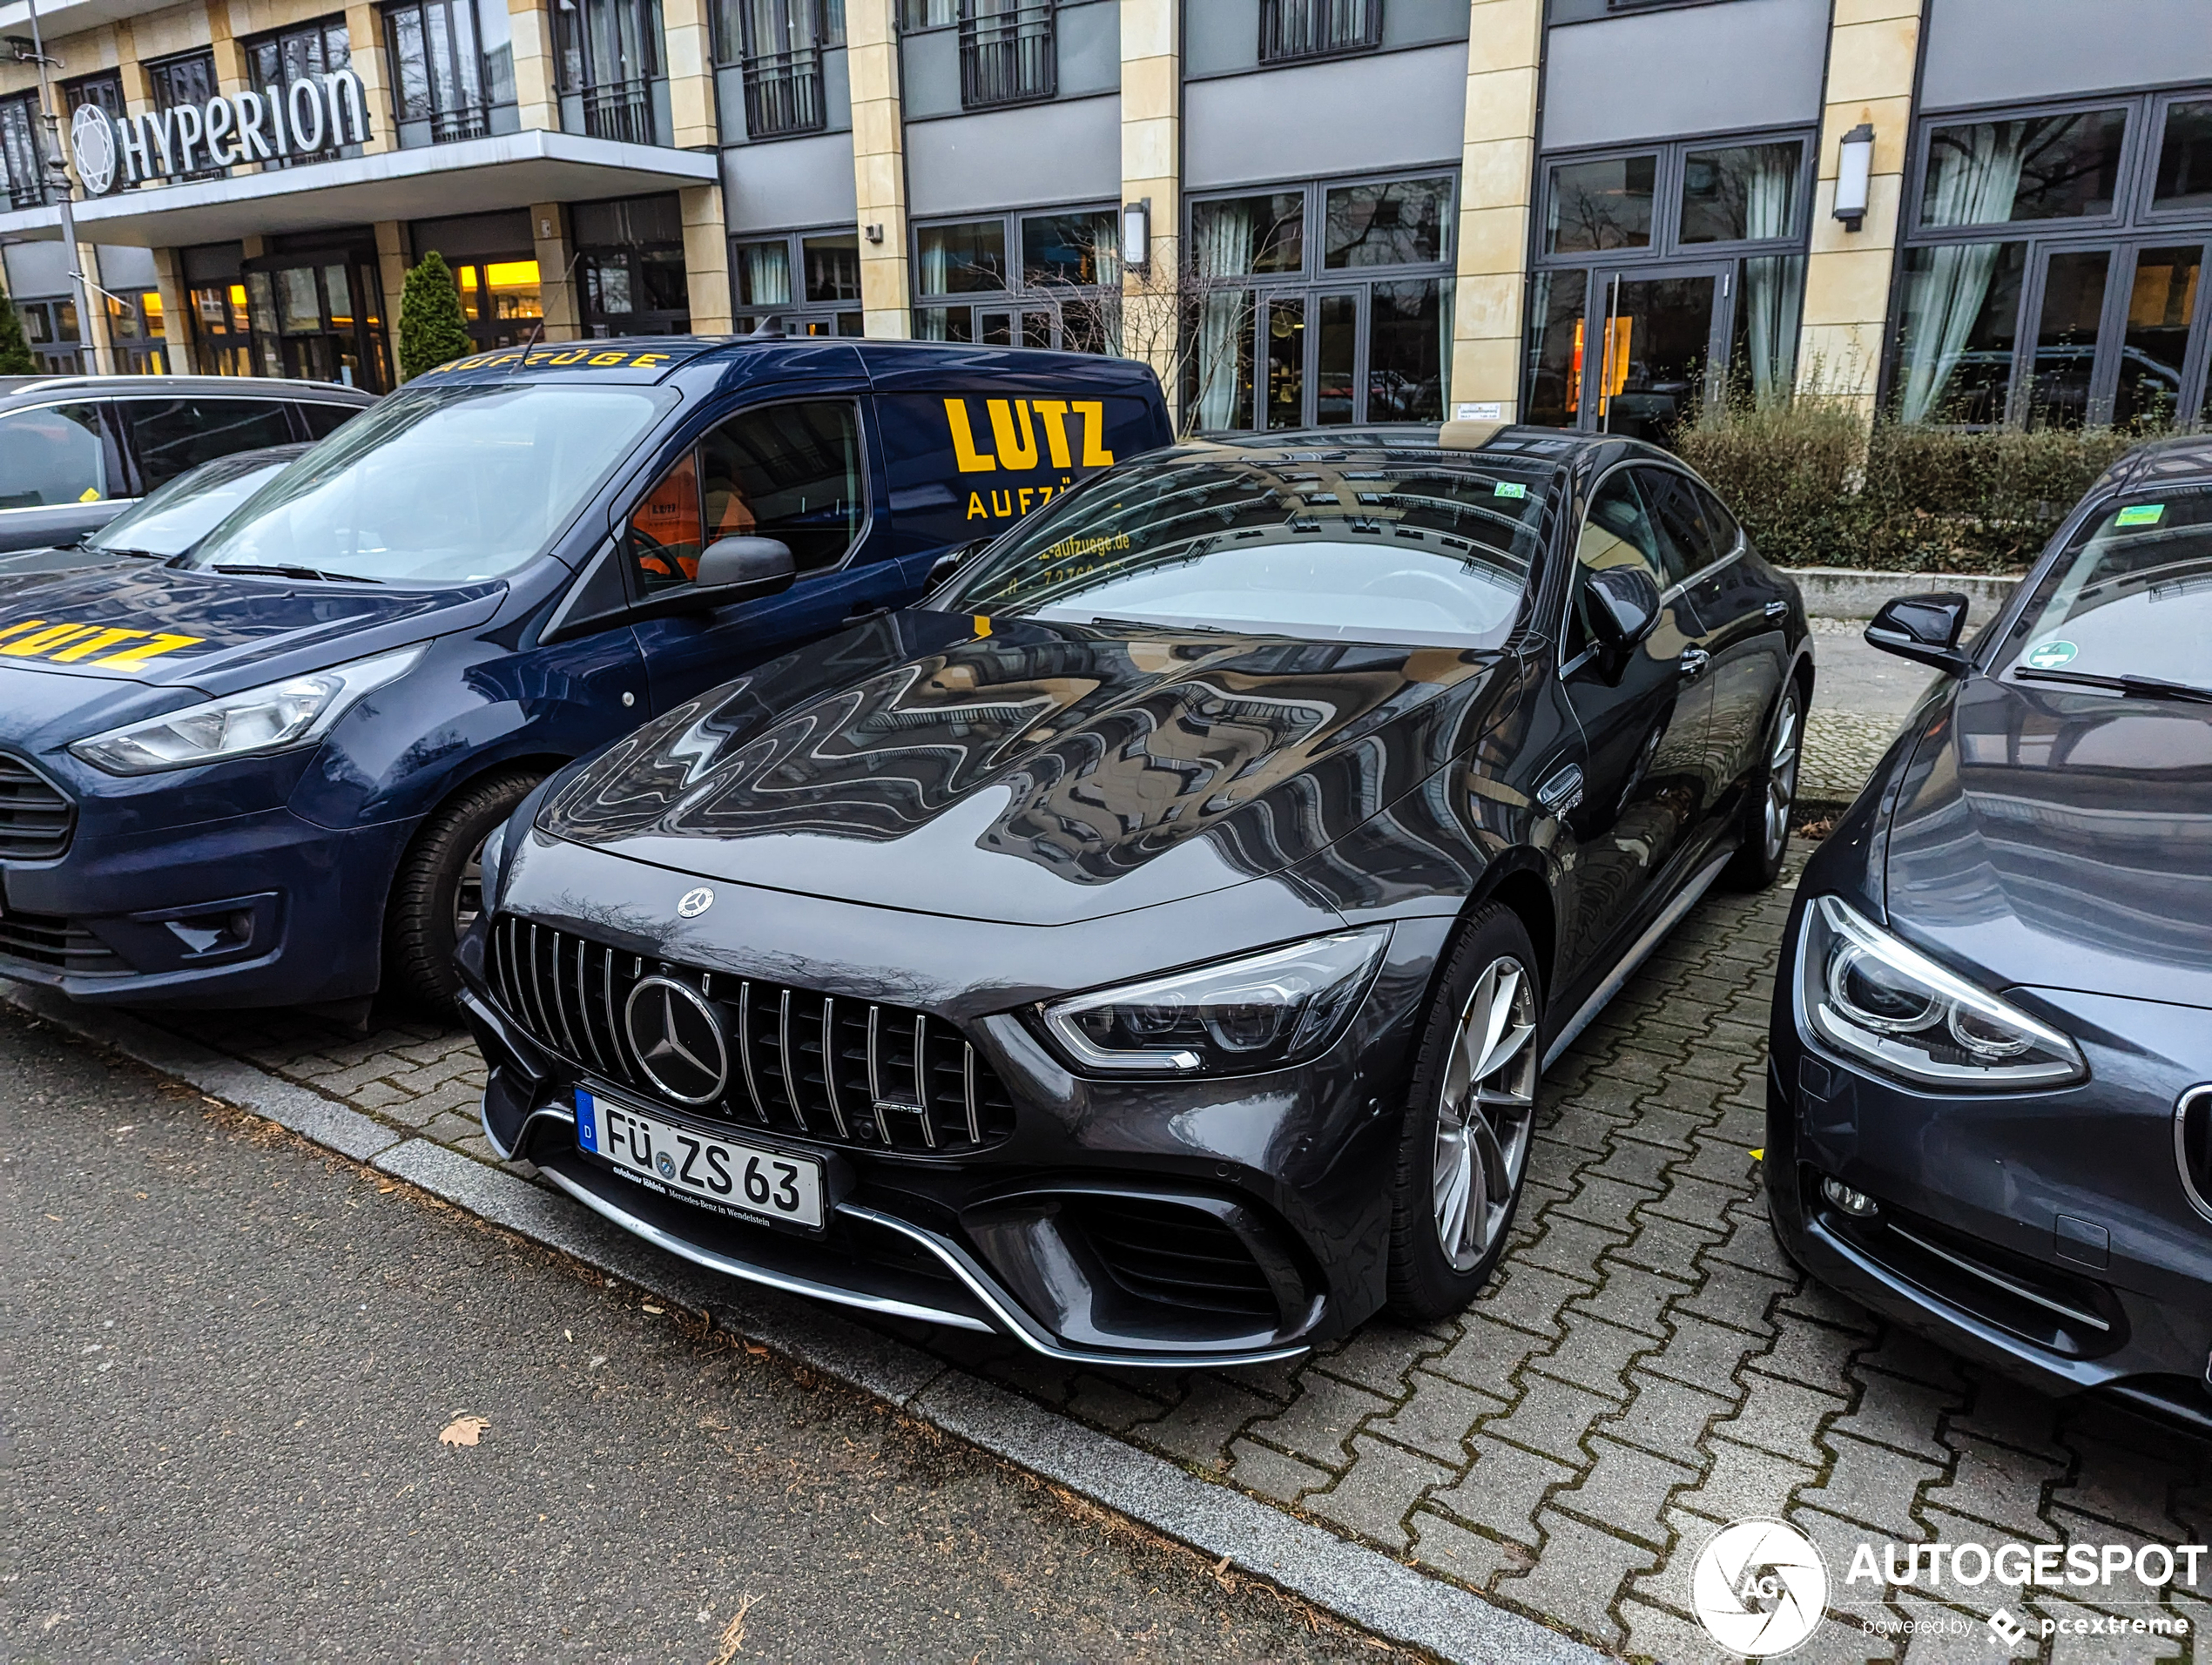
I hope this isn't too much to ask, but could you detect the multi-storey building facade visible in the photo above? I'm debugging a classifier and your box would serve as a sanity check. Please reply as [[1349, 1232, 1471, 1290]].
[[2, 0, 2205, 433]]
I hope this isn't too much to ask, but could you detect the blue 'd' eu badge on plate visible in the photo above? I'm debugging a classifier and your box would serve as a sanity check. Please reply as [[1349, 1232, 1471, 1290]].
[[575, 1087, 598, 1150]]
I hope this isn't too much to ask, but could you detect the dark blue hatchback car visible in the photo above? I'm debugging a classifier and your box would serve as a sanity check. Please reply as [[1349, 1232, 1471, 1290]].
[[0, 336, 1169, 1015]]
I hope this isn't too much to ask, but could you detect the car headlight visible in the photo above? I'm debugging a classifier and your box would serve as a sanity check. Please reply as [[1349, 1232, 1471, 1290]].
[[1037, 926, 1391, 1075], [1797, 895, 2085, 1089], [70, 644, 425, 776]]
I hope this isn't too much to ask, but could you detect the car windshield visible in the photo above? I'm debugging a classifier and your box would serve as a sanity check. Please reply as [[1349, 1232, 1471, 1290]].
[[1995, 489, 2212, 695], [935, 449, 1554, 649], [87, 451, 293, 559], [179, 383, 670, 584]]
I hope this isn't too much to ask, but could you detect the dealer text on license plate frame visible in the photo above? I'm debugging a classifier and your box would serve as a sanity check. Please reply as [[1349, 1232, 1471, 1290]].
[[576, 1086, 825, 1230]]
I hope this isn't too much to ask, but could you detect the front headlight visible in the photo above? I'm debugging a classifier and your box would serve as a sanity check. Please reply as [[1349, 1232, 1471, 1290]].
[[1037, 926, 1391, 1076], [70, 644, 425, 776], [1797, 895, 2085, 1089]]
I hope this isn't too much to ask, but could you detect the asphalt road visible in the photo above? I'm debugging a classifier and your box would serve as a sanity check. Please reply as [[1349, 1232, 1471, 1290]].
[[2, 1015, 1379, 1664]]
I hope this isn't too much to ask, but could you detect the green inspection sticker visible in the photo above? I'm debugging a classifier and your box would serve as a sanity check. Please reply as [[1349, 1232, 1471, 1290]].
[[2026, 639, 2079, 669], [2115, 503, 2165, 527], [1494, 482, 1527, 499]]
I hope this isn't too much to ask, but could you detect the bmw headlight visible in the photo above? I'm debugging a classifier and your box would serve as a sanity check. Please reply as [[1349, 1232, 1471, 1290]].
[[1038, 927, 1391, 1075], [1797, 895, 2085, 1089], [71, 645, 425, 776]]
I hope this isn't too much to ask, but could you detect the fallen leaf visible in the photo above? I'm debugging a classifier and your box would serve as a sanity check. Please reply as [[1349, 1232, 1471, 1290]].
[[642, 1304, 664, 1315], [710, 1594, 758, 1664], [439, 1415, 490, 1447]]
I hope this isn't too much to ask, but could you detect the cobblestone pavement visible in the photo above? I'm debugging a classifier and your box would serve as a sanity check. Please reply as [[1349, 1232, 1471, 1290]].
[[140, 838, 2212, 1663]]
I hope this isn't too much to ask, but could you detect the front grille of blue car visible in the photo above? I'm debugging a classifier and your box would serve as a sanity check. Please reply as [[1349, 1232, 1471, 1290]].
[[0, 754, 73, 860]]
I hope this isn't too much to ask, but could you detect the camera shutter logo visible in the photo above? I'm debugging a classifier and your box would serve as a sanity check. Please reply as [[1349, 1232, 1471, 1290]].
[[1690, 1518, 1828, 1656], [71, 105, 118, 196], [623, 976, 728, 1105]]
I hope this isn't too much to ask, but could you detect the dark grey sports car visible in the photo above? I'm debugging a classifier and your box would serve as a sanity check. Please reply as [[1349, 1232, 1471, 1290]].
[[458, 425, 1811, 1367], [1768, 435, 2212, 1429]]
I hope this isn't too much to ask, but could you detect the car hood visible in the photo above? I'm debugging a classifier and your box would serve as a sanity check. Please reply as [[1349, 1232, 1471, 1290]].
[[0, 560, 502, 707], [1885, 673, 2212, 1008], [540, 610, 1517, 927]]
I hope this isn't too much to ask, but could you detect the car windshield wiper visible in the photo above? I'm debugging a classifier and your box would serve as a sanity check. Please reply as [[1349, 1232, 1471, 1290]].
[[2011, 666, 2212, 705], [210, 563, 381, 584], [1073, 614, 1245, 636], [88, 545, 163, 559]]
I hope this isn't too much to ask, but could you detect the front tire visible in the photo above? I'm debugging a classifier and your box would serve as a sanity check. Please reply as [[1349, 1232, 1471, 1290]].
[[1724, 682, 1804, 891], [383, 767, 544, 1019], [1386, 906, 1544, 1321]]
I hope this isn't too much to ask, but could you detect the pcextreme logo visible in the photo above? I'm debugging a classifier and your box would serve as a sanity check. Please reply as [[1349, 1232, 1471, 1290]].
[[942, 397, 1114, 525], [0, 617, 206, 667]]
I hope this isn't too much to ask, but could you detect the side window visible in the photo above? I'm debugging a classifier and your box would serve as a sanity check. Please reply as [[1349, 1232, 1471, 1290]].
[[624, 401, 866, 597], [1566, 469, 1666, 658], [1691, 481, 1741, 557], [119, 398, 296, 491], [299, 402, 361, 442], [0, 404, 115, 509], [1635, 468, 1723, 589]]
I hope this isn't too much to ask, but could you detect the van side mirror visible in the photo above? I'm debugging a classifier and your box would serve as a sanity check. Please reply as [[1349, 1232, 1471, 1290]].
[[1583, 565, 1662, 659], [695, 535, 796, 598], [1865, 592, 1971, 677], [927, 536, 992, 592]]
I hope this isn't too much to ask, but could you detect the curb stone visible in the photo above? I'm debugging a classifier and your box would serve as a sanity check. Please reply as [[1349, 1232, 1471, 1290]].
[[2, 977, 1609, 1665]]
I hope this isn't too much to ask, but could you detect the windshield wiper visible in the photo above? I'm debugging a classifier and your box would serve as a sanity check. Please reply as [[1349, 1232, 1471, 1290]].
[[89, 546, 163, 559], [1076, 614, 1244, 636], [2012, 666, 2212, 705], [210, 563, 381, 584]]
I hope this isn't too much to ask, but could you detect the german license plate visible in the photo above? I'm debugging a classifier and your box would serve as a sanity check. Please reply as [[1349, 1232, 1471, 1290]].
[[576, 1087, 824, 1230]]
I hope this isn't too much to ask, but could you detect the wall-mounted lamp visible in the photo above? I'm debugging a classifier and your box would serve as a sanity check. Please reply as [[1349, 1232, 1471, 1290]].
[[1833, 123, 1874, 232], [1121, 198, 1150, 273], [863, 222, 884, 244]]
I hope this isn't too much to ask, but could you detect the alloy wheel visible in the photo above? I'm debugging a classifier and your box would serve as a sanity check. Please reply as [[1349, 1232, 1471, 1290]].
[[1432, 955, 1539, 1272], [1764, 691, 1804, 860], [453, 836, 487, 940]]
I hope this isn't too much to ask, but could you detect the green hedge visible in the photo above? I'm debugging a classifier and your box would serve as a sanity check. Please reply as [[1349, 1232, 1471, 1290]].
[[1676, 404, 2148, 575]]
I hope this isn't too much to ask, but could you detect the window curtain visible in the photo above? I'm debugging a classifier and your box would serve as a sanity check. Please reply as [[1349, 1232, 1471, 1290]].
[[1729, 147, 1801, 402], [1193, 206, 1256, 429], [1089, 218, 1122, 356], [741, 243, 792, 307], [1899, 124, 2027, 421]]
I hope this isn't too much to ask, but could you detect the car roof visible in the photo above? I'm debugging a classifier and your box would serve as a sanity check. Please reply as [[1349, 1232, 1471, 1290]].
[[1144, 422, 1622, 469], [0, 374, 378, 408], [418, 333, 1164, 388], [2112, 431, 2212, 491]]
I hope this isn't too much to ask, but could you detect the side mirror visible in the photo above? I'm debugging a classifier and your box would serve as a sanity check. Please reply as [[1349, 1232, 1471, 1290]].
[[693, 535, 796, 601], [927, 536, 992, 591], [1584, 565, 1662, 657], [1865, 592, 1971, 676]]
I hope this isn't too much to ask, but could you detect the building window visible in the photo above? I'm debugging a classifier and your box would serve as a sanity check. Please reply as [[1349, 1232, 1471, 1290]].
[[557, 0, 663, 145], [960, 0, 1055, 111], [912, 206, 1116, 348], [1258, 0, 1383, 65], [0, 91, 45, 211], [145, 51, 226, 181], [1526, 131, 1811, 446], [732, 230, 862, 334], [574, 194, 689, 334], [1186, 172, 1452, 433], [244, 19, 356, 167], [192, 282, 257, 377], [719, 0, 840, 138], [62, 72, 124, 119], [385, 0, 517, 145], [452, 259, 544, 348], [1891, 91, 2212, 430]]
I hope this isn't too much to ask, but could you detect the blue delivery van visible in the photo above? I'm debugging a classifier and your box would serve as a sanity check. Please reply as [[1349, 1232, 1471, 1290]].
[[0, 336, 1171, 1016]]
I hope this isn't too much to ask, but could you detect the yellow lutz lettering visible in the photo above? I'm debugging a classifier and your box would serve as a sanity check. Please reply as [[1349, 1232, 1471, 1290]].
[[1029, 400, 1075, 468], [632, 353, 670, 367], [0, 618, 203, 667], [987, 400, 1040, 471], [0, 623, 98, 657], [1074, 401, 1113, 467], [0, 618, 48, 644], [589, 352, 629, 366], [549, 348, 591, 365], [48, 627, 150, 663], [92, 631, 205, 668], [946, 398, 996, 473], [966, 491, 990, 521]]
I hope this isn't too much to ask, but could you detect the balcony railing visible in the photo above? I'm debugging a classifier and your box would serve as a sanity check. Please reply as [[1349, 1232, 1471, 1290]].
[[582, 78, 656, 144], [742, 46, 826, 138], [1258, 0, 1384, 63], [959, 3, 1055, 110]]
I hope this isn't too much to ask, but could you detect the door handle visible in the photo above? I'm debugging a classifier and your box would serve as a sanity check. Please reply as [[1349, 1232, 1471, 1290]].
[[1677, 646, 1711, 679], [1764, 599, 1789, 619], [1536, 763, 1585, 815]]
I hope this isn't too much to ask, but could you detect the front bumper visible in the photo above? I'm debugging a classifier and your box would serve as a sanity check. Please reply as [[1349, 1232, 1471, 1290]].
[[1768, 933, 2212, 1430], [0, 803, 408, 1007], [455, 893, 1445, 1367]]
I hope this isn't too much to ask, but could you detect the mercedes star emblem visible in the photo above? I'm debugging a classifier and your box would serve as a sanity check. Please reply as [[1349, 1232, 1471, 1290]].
[[678, 886, 714, 920], [623, 975, 728, 1105]]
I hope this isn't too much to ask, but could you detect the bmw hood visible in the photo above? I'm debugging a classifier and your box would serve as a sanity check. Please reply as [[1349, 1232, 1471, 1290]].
[[0, 561, 502, 698], [538, 611, 1514, 927], [1884, 673, 2212, 1008]]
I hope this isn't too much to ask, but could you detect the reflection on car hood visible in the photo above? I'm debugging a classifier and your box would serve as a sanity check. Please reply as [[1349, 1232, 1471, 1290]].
[[542, 610, 1516, 926], [1885, 672, 2212, 1008], [0, 561, 502, 691]]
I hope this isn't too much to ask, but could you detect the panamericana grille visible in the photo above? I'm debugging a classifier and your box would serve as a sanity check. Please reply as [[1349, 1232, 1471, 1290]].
[[1068, 1197, 1281, 1320], [0, 753, 73, 859], [489, 917, 1015, 1155], [0, 908, 124, 972]]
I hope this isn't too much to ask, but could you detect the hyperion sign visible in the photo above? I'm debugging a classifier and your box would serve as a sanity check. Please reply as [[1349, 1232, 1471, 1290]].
[[68, 71, 372, 195]]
